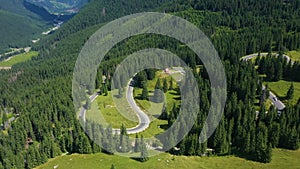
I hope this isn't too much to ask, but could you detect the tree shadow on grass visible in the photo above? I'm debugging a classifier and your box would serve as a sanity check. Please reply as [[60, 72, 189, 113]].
[[169, 91, 180, 95], [173, 96, 181, 101]]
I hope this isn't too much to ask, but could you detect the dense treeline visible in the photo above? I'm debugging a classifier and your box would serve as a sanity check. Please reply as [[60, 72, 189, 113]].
[[34, 0, 169, 51], [256, 53, 300, 82], [0, 0, 51, 52], [0, 0, 299, 168], [165, 0, 300, 63]]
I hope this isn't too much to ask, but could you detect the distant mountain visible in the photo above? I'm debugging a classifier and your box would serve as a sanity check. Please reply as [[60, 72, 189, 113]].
[[0, 0, 84, 52], [0, 0, 50, 52], [25, 0, 89, 15]]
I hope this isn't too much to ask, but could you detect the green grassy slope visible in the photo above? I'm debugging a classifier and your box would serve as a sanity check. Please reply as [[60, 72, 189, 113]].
[[86, 90, 139, 129], [36, 149, 300, 169], [267, 80, 300, 105], [0, 51, 39, 67], [286, 50, 300, 62]]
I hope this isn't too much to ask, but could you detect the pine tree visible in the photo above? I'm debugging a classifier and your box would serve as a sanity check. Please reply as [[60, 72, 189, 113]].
[[163, 78, 168, 93], [254, 123, 269, 163], [2, 112, 7, 127], [286, 83, 294, 100], [152, 79, 164, 103], [275, 62, 283, 81], [140, 135, 149, 162], [134, 134, 140, 152], [111, 164, 115, 169], [105, 126, 116, 154], [102, 84, 108, 96], [288, 127, 299, 150], [160, 103, 168, 120], [135, 71, 147, 88], [146, 69, 156, 80], [269, 123, 280, 148], [245, 132, 251, 153], [155, 79, 162, 90], [118, 87, 123, 97], [85, 98, 91, 110], [141, 85, 149, 100], [119, 124, 130, 152], [263, 143, 272, 163], [169, 78, 174, 90]]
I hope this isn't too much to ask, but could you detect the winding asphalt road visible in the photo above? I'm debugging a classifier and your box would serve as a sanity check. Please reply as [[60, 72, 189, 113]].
[[79, 93, 99, 123], [241, 52, 292, 63], [242, 52, 290, 111], [78, 79, 150, 134]]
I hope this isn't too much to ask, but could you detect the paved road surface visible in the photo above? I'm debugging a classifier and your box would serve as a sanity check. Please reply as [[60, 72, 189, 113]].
[[112, 81, 150, 134], [79, 78, 151, 134], [78, 93, 99, 123], [241, 52, 292, 63]]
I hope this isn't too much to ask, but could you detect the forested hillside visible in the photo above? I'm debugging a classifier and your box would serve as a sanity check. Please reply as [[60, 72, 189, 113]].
[[26, 0, 88, 14], [0, 0, 299, 168], [0, 0, 50, 52], [0, 0, 82, 52]]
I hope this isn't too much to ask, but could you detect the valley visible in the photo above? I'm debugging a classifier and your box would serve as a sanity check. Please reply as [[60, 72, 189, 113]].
[[0, 0, 299, 169]]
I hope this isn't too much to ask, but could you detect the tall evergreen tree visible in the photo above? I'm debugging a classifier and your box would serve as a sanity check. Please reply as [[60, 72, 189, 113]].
[[163, 78, 168, 93], [286, 83, 294, 100], [2, 112, 7, 127], [169, 78, 174, 90], [141, 85, 149, 100], [160, 103, 168, 120], [134, 134, 140, 153], [140, 135, 149, 162], [146, 69, 156, 80], [119, 124, 130, 152], [155, 79, 162, 90], [85, 98, 91, 110]]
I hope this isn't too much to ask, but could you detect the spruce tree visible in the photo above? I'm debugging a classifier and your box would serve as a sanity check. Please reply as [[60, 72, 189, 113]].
[[134, 134, 140, 152], [141, 85, 149, 100], [163, 78, 168, 93], [264, 143, 272, 163], [286, 83, 294, 100], [102, 84, 108, 96], [146, 69, 156, 80], [119, 124, 129, 152], [85, 98, 91, 110], [2, 112, 7, 127], [254, 123, 269, 163], [160, 104, 168, 120], [118, 87, 123, 97], [155, 79, 162, 90], [169, 78, 174, 90], [140, 135, 149, 162]]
